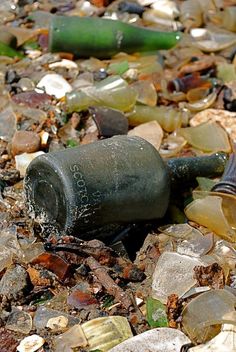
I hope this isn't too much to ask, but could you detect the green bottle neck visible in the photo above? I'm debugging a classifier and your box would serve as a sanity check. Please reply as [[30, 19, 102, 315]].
[[165, 152, 228, 188]]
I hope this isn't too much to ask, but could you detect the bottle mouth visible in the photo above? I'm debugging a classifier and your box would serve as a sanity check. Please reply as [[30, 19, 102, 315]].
[[24, 156, 70, 233]]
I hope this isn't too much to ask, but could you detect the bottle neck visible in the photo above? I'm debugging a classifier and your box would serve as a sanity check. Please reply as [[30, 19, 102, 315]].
[[166, 152, 228, 188]]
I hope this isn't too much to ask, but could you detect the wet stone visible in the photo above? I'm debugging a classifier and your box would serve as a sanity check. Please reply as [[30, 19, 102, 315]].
[[0, 264, 30, 299], [11, 131, 41, 156]]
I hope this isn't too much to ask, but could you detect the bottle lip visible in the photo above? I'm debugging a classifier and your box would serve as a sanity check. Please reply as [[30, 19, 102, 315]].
[[24, 153, 77, 234]]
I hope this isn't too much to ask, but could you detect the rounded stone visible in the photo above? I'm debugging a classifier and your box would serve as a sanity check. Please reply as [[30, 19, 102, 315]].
[[11, 131, 41, 156]]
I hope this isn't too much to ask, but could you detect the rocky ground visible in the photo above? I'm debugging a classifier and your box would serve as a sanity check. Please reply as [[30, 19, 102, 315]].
[[0, 0, 236, 351]]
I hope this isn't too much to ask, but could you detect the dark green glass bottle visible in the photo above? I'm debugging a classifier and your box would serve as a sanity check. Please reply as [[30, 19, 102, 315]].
[[24, 136, 227, 237]]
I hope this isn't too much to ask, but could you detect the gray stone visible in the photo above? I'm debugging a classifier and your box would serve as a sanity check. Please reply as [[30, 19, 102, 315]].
[[0, 265, 29, 298]]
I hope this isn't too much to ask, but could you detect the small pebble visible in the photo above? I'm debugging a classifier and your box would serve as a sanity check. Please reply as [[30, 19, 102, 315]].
[[46, 316, 69, 330], [17, 78, 35, 92], [17, 334, 45, 352], [36, 73, 72, 99], [11, 131, 41, 156]]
